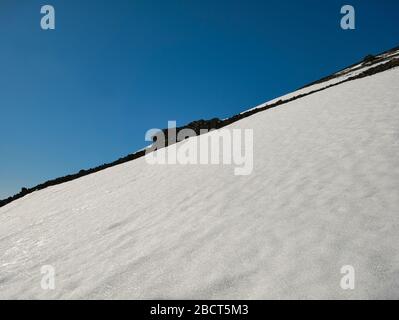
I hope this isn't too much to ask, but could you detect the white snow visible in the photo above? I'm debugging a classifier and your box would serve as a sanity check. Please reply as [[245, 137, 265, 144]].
[[1, 61, 399, 299], [244, 51, 397, 114]]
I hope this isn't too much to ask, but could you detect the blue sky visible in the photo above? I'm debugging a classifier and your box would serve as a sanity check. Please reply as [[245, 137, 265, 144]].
[[1, 0, 398, 199]]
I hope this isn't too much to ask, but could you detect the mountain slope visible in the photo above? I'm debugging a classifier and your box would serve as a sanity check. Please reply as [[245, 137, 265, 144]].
[[1, 47, 398, 209], [1, 53, 399, 299]]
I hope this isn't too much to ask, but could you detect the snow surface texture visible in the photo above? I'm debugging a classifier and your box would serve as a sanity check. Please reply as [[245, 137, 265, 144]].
[[1, 63, 399, 299]]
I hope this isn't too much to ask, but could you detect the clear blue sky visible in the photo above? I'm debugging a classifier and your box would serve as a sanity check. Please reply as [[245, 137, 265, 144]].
[[1, 0, 398, 199]]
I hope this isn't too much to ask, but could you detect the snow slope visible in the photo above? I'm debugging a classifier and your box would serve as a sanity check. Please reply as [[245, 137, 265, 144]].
[[1, 60, 399, 299], [244, 49, 399, 113]]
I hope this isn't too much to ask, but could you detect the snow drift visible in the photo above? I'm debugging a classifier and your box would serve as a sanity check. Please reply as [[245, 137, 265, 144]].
[[1, 49, 399, 299]]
